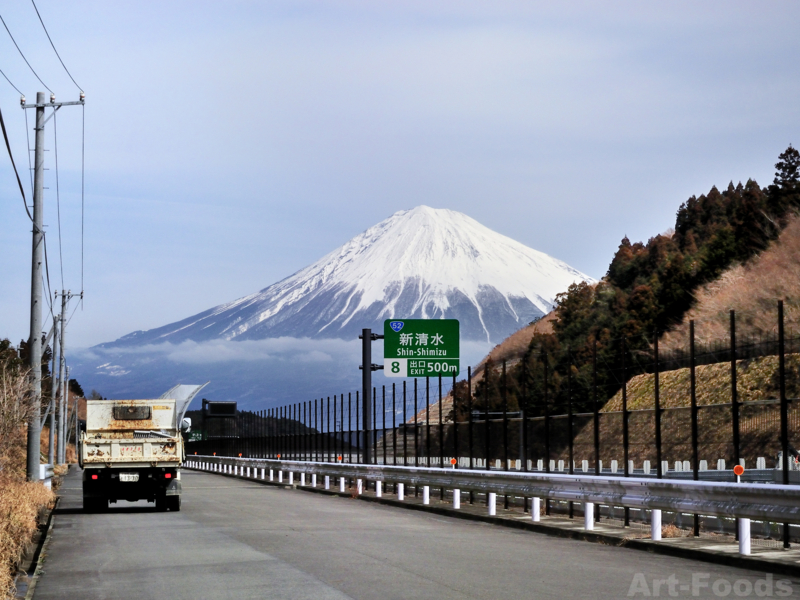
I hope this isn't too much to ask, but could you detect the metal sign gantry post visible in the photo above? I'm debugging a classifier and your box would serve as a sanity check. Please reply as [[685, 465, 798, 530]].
[[359, 329, 383, 464]]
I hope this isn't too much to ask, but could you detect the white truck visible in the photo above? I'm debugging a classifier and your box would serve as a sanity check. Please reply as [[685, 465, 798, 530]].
[[80, 398, 187, 512]]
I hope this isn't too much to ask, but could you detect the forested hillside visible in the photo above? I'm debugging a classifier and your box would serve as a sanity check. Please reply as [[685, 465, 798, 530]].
[[460, 146, 800, 418]]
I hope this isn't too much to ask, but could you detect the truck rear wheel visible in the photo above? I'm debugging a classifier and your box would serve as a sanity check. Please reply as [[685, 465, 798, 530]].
[[167, 496, 181, 511], [155, 495, 167, 511]]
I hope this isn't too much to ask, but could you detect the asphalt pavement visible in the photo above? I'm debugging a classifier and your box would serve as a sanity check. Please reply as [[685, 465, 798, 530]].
[[33, 467, 800, 599]]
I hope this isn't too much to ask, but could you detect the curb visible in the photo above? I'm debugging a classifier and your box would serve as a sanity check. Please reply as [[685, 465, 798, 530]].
[[191, 467, 800, 577], [14, 496, 59, 600]]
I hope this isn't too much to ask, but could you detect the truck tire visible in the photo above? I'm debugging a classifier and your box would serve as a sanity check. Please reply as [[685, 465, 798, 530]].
[[155, 495, 167, 511], [167, 495, 181, 511]]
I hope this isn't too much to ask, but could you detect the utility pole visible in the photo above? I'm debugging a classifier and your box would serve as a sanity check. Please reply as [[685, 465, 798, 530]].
[[26, 92, 47, 481], [22, 92, 84, 477], [57, 291, 69, 464], [48, 300, 58, 466]]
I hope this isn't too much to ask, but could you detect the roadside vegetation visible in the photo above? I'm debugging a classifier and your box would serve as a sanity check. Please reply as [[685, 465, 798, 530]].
[[0, 340, 55, 599]]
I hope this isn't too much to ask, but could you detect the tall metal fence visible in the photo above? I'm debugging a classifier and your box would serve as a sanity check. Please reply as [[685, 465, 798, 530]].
[[187, 303, 800, 487]]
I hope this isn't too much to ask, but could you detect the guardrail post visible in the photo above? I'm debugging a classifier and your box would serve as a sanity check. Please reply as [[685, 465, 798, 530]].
[[261, 468, 265, 480], [339, 477, 345, 492], [376, 481, 382, 497], [269, 469, 274, 481], [357, 479, 363, 494], [488, 493, 496, 516], [532, 497, 540, 522], [453, 489, 461, 509], [324, 475, 330, 489], [651, 509, 662, 540], [278, 471, 283, 483], [300, 473, 305, 486], [397, 483, 404, 500], [584, 502, 594, 530], [739, 518, 751, 555], [312, 473, 317, 487], [423, 485, 430, 504], [289, 472, 294, 485]]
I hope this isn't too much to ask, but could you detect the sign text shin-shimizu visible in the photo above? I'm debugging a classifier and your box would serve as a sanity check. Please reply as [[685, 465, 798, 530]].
[[383, 319, 459, 378]]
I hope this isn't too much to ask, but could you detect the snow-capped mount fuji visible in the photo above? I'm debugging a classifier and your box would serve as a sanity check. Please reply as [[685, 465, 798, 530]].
[[105, 206, 593, 348]]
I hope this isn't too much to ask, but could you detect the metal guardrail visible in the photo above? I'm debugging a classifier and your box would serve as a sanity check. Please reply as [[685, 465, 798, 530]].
[[188, 456, 800, 530], [39, 463, 55, 489]]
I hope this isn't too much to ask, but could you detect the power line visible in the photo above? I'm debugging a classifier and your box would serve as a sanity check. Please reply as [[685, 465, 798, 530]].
[[0, 13, 53, 93], [30, 0, 82, 92], [0, 66, 23, 95], [0, 103, 33, 221], [54, 108, 64, 288]]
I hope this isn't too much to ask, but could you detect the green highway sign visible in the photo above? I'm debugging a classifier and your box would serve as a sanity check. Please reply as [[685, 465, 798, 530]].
[[383, 319, 459, 378]]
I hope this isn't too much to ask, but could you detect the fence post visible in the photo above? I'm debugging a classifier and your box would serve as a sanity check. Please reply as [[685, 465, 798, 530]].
[[544, 352, 551, 516], [731, 311, 739, 481], [593, 341, 599, 476], [655, 331, 662, 479], [392, 383, 396, 465], [452, 371, 458, 472], [403, 381, 408, 466], [690, 320, 700, 537], [651, 509, 662, 540], [426, 377, 431, 468], [468, 366, 473, 470], [779, 300, 790, 548]]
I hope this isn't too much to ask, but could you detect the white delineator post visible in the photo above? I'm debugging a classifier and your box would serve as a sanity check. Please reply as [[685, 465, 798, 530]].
[[246, 467, 250, 477], [488, 493, 497, 516], [376, 481, 382, 497], [289, 472, 294, 485], [261, 468, 265, 480], [278, 471, 283, 483], [584, 503, 594, 531], [300, 473, 306, 486], [325, 475, 330, 490], [339, 477, 345, 493], [357, 479, 363, 495], [651, 509, 662, 541], [739, 519, 751, 555], [423, 486, 430, 505], [269, 469, 274, 481], [532, 497, 541, 522], [397, 483, 404, 501], [453, 489, 461, 509], [311, 474, 317, 487]]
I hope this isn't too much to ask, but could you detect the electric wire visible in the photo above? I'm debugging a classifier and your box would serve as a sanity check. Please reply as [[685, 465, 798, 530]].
[[0, 66, 23, 95], [30, 0, 82, 92], [0, 13, 52, 93], [0, 103, 32, 221], [24, 108, 33, 193], [53, 107, 64, 288]]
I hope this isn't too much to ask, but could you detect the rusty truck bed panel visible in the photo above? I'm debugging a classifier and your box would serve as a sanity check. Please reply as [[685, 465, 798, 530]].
[[85, 399, 177, 432]]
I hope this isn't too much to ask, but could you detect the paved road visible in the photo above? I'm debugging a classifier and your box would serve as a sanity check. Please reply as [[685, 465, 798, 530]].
[[35, 467, 800, 599]]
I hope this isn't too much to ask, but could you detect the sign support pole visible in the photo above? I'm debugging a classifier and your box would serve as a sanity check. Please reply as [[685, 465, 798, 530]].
[[359, 329, 383, 464]]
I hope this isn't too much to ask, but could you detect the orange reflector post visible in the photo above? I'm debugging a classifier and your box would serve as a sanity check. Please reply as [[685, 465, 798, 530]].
[[733, 465, 744, 476], [450, 458, 457, 465]]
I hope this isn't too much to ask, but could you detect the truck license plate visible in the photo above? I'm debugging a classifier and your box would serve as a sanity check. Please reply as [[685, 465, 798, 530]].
[[119, 473, 139, 482]]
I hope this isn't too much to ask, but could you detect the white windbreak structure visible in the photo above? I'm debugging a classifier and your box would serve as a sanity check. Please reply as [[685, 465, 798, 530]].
[[160, 383, 209, 429]]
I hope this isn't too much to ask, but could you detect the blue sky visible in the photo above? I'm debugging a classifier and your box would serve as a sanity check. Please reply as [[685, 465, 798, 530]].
[[2, 1, 799, 350]]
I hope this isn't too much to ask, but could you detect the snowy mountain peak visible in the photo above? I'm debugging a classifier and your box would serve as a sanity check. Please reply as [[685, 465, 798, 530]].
[[106, 207, 594, 346]]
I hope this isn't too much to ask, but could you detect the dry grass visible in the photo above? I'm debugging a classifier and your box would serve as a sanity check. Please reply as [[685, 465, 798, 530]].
[[0, 361, 57, 598], [661, 214, 800, 350], [661, 524, 687, 538], [0, 444, 54, 598]]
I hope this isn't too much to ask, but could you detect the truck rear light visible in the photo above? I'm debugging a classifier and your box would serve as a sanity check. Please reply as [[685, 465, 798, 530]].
[[164, 473, 172, 479], [91, 474, 98, 480]]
